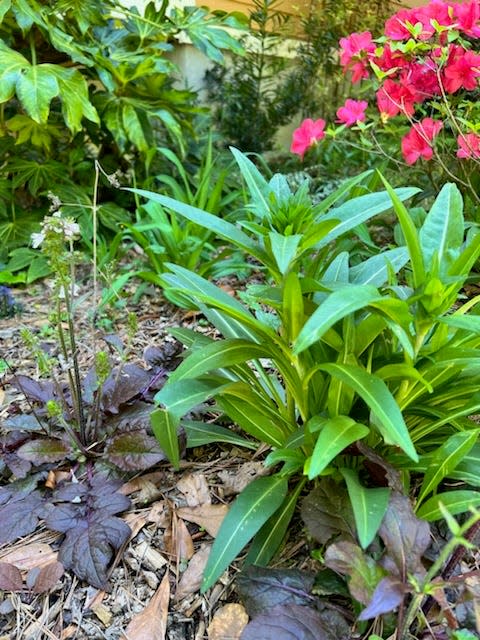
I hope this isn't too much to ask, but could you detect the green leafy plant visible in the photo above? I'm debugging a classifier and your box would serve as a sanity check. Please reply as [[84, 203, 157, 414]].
[[0, 0, 245, 261], [129, 150, 480, 596]]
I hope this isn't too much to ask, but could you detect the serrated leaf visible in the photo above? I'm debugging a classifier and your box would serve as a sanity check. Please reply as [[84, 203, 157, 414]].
[[105, 431, 167, 470], [416, 490, 480, 521], [202, 475, 288, 592], [307, 416, 369, 479], [340, 469, 390, 549], [0, 489, 43, 544], [50, 65, 99, 132], [16, 65, 59, 123], [240, 603, 349, 640]]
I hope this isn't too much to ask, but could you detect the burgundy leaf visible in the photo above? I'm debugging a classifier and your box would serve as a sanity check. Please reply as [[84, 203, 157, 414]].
[[105, 430, 167, 470], [101, 364, 152, 414], [4, 453, 31, 478], [17, 437, 73, 464], [379, 493, 430, 579], [144, 342, 183, 372], [358, 577, 406, 620], [301, 480, 356, 545], [103, 402, 153, 435], [0, 563, 23, 591], [236, 567, 316, 618], [240, 604, 350, 640], [103, 334, 124, 354], [29, 561, 65, 594], [3, 414, 43, 431], [9, 375, 57, 404], [58, 515, 130, 588], [324, 540, 385, 605], [0, 490, 44, 544]]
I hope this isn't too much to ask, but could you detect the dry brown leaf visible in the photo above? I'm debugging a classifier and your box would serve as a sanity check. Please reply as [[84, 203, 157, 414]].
[[175, 517, 194, 562], [175, 545, 211, 600], [177, 504, 229, 538], [207, 603, 248, 640], [123, 511, 150, 539], [29, 561, 64, 593], [147, 502, 168, 527], [92, 602, 113, 626], [60, 624, 78, 639], [122, 571, 170, 640], [0, 543, 57, 571], [177, 473, 211, 507], [121, 471, 164, 496], [218, 462, 268, 496], [0, 562, 23, 591]]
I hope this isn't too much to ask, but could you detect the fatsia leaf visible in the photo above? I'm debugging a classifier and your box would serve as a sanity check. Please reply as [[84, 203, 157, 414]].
[[240, 603, 350, 640], [16, 65, 59, 123], [358, 576, 406, 620], [300, 480, 356, 544], [416, 490, 480, 521], [378, 493, 430, 579], [307, 416, 369, 479], [202, 475, 288, 592], [294, 286, 383, 354], [417, 430, 479, 506], [318, 364, 417, 461], [104, 431, 167, 471], [340, 469, 390, 549], [236, 566, 315, 617], [324, 540, 385, 605]]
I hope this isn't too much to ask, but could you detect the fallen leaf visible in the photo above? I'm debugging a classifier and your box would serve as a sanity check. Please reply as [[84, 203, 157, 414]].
[[0, 388, 5, 406], [177, 504, 228, 538], [176, 545, 211, 600], [0, 562, 23, 591], [177, 473, 211, 507], [92, 602, 113, 626], [123, 511, 151, 539], [218, 462, 268, 496], [175, 517, 194, 562], [29, 561, 65, 593], [207, 603, 248, 640], [0, 543, 57, 571], [120, 471, 164, 496], [122, 571, 170, 640], [147, 502, 168, 527]]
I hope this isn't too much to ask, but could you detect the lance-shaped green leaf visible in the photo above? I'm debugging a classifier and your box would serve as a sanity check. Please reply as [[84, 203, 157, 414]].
[[350, 247, 409, 286], [318, 187, 419, 248], [417, 430, 479, 506], [294, 286, 383, 354], [168, 339, 272, 383], [318, 364, 418, 461], [307, 416, 370, 479], [182, 420, 257, 450], [268, 232, 301, 275], [416, 490, 480, 521], [230, 147, 270, 219], [150, 408, 180, 469], [201, 475, 288, 591], [155, 378, 229, 418], [341, 469, 390, 549], [419, 183, 463, 275]]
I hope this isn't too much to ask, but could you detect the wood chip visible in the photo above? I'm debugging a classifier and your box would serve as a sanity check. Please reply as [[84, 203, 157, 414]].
[[134, 541, 168, 571], [92, 602, 113, 626], [207, 603, 248, 640]]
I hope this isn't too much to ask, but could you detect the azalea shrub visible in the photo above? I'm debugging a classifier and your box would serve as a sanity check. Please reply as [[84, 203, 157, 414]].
[[291, 0, 480, 213]]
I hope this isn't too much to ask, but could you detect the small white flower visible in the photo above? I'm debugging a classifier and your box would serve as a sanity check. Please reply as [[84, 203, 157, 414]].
[[31, 232, 45, 248]]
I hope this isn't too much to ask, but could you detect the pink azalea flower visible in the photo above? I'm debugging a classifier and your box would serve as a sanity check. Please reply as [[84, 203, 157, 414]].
[[442, 46, 480, 93], [376, 79, 418, 118], [339, 31, 375, 82], [401, 118, 443, 165], [404, 59, 441, 100], [336, 99, 368, 126], [457, 132, 480, 158], [290, 118, 326, 159], [453, 0, 480, 37], [374, 43, 409, 73], [384, 2, 452, 41]]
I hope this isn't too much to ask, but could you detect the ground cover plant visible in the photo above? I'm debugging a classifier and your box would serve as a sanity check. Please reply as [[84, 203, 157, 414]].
[[291, 0, 480, 214], [130, 148, 480, 636]]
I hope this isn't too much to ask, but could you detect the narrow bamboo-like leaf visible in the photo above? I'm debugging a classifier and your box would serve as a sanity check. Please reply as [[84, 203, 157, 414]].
[[126, 188, 263, 259], [182, 420, 257, 450], [318, 187, 419, 248], [244, 479, 306, 566], [168, 339, 272, 383], [318, 364, 418, 461], [378, 175, 425, 288], [268, 232, 301, 274], [294, 286, 382, 354], [417, 430, 479, 505], [307, 416, 369, 479], [439, 314, 480, 333], [150, 408, 180, 469], [282, 271, 304, 343], [230, 147, 270, 219], [416, 490, 480, 521], [155, 378, 229, 418], [451, 443, 480, 487], [419, 183, 463, 274], [201, 475, 288, 591], [312, 170, 373, 217], [341, 469, 390, 549], [350, 247, 409, 286], [322, 251, 350, 284]]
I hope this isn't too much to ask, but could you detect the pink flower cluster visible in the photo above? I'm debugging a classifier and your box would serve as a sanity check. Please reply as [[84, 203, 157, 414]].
[[291, 0, 480, 165]]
